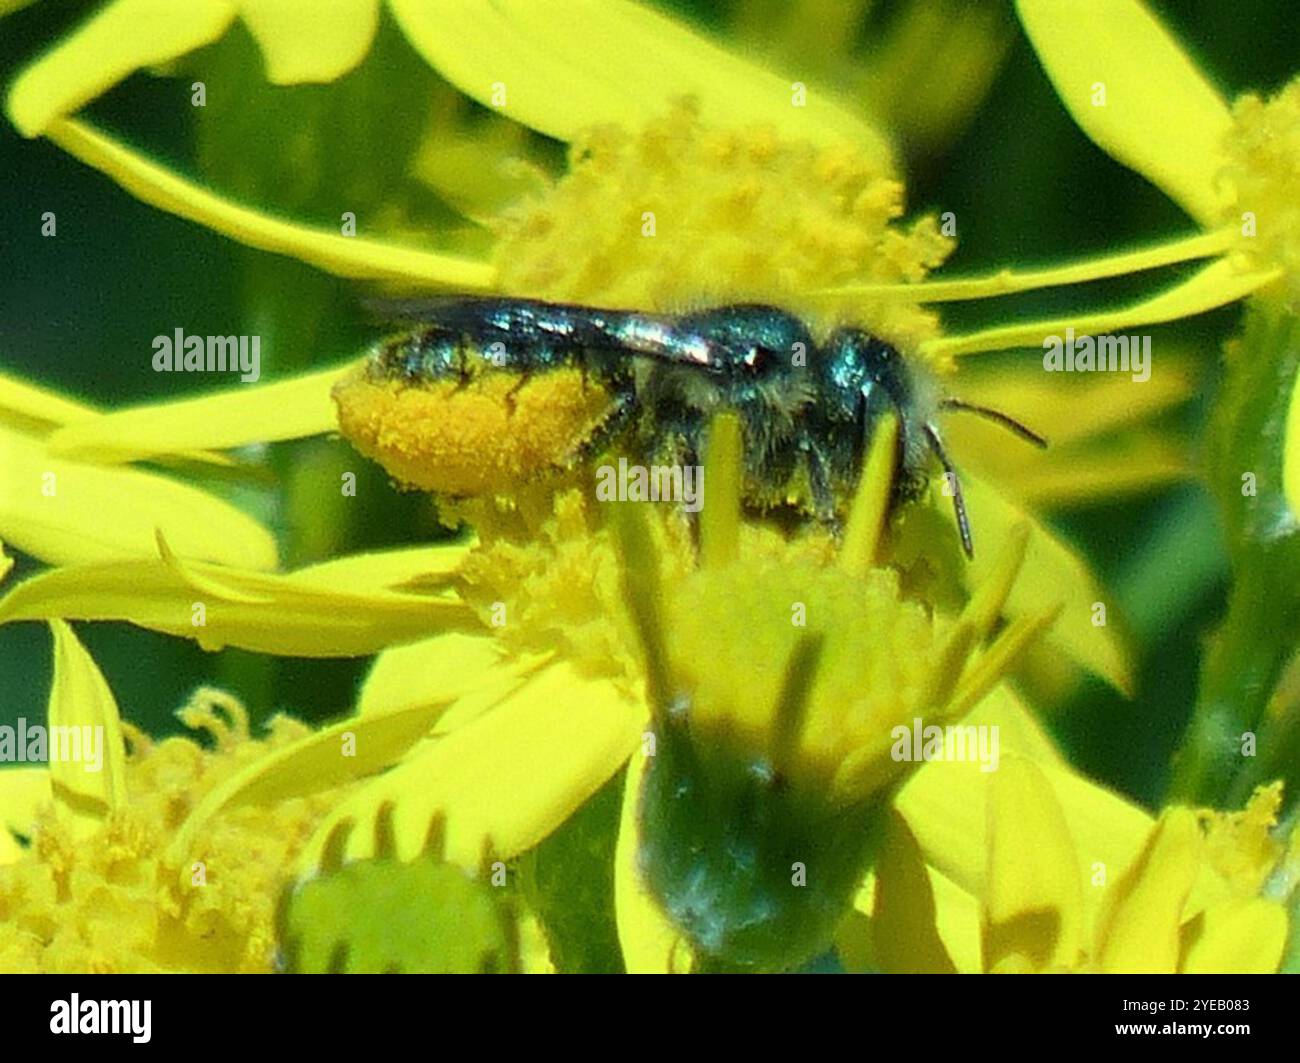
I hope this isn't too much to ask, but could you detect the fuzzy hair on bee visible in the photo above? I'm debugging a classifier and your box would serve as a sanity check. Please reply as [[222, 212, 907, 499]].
[[332, 296, 1046, 555]]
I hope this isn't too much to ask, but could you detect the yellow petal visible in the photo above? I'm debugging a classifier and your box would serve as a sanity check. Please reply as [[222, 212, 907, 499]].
[[288, 541, 469, 595], [813, 227, 1234, 303], [296, 662, 643, 873], [238, 0, 378, 84], [1179, 897, 1288, 974], [390, 0, 889, 157], [46, 362, 355, 463], [965, 434, 1192, 509], [45, 620, 127, 837], [1284, 367, 1300, 520], [0, 425, 278, 568], [896, 686, 1156, 922], [357, 632, 548, 736], [0, 767, 51, 865], [955, 473, 1133, 693], [45, 119, 497, 290], [0, 540, 471, 657], [1015, 0, 1232, 225], [0, 371, 99, 433], [1094, 807, 1201, 973], [983, 758, 1084, 971], [615, 746, 691, 973], [860, 809, 959, 973], [927, 258, 1281, 360], [164, 694, 456, 879], [6, 0, 236, 136], [948, 353, 1197, 449]]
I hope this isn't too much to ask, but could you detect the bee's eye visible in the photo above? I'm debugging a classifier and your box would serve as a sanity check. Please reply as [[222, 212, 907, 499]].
[[743, 345, 774, 371]]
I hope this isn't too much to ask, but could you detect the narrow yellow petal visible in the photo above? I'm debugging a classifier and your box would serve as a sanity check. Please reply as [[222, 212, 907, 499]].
[[295, 663, 643, 873], [951, 473, 1133, 693], [390, 0, 889, 157], [1015, 0, 1232, 225], [859, 809, 959, 973], [357, 632, 549, 737], [699, 414, 742, 570], [615, 746, 691, 973], [0, 425, 278, 568], [947, 353, 1197, 449], [165, 694, 455, 880], [896, 687, 1159, 923], [1095, 807, 1201, 973], [45, 620, 127, 836], [0, 546, 471, 657], [0, 371, 99, 433], [1179, 897, 1288, 974], [6, 0, 236, 136], [983, 758, 1084, 971], [838, 412, 899, 578], [975, 435, 1192, 508], [45, 119, 497, 290], [238, 0, 378, 84], [288, 542, 470, 595], [46, 362, 355, 463], [812, 227, 1235, 303], [0, 767, 51, 865], [926, 259, 1281, 360]]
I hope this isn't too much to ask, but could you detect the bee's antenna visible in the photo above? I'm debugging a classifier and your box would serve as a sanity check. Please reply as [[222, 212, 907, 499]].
[[939, 398, 1048, 448], [923, 423, 974, 559]]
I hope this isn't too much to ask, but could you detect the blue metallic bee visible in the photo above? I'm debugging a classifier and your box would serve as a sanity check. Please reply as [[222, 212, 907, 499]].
[[335, 298, 1045, 556]]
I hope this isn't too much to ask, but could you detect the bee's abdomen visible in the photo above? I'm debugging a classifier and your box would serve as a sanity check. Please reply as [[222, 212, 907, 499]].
[[334, 330, 621, 496]]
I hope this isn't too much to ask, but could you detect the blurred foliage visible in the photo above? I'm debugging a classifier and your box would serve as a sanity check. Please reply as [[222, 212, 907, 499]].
[[0, 0, 1295, 815]]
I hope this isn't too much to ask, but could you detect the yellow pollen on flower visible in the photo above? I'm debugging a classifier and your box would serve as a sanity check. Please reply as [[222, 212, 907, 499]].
[[1220, 77, 1300, 306], [491, 99, 953, 359], [1197, 781, 1287, 898], [0, 691, 353, 973]]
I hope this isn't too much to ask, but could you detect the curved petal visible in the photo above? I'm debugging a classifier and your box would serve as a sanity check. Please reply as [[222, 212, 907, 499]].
[[295, 663, 643, 873], [46, 362, 355, 463], [0, 540, 472, 657], [955, 473, 1134, 693], [856, 809, 961, 973], [390, 0, 890, 157], [1015, 0, 1232, 225], [614, 744, 690, 973], [928, 258, 1280, 361], [6, 0, 236, 136], [983, 758, 1084, 971], [1094, 807, 1201, 973], [1179, 897, 1288, 974], [164, 694, 456, 879], [45, 119, 497, 290], [0, 425, 278, 569], [239, 0, 379, 84], [357, 631, 549, 738], [45, 620, 128, 837]]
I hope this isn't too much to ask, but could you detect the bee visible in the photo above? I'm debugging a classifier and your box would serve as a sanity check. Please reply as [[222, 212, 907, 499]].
[[333, 297, 1045, 555]]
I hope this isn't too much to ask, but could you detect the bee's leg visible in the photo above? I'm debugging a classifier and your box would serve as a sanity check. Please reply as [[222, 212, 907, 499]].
[[503, 363, 532, 414], [454, 333, 472, 392], [806, 445, 841, 533]]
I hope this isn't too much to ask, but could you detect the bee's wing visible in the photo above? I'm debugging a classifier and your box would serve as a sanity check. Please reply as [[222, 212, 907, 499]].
[[363, 295, 726, 371]]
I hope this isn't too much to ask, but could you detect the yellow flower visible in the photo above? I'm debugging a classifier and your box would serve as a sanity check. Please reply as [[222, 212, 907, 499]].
[[0, 620, 482, 972], [863, 758, 1290, 974]]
